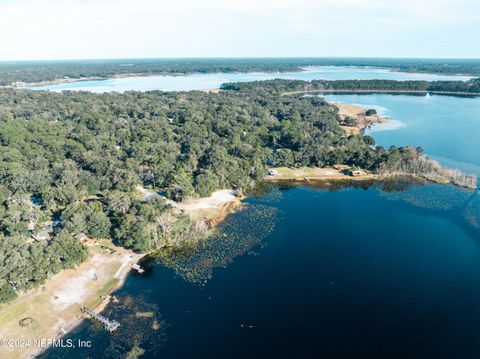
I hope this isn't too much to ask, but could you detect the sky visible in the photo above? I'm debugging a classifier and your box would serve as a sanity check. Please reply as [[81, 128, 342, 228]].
[[0, 0, 479, 61]]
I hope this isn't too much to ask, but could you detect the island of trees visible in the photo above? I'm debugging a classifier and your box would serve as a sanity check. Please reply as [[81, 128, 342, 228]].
[[222, 78, 480, 95], [0, 81, 476, 303]]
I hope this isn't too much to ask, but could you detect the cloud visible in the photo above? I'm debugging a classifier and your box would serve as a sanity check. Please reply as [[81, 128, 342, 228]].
[[0, 0, 478, 60]]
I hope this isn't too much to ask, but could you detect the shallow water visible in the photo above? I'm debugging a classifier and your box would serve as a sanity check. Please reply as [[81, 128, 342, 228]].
[[27, 66, 472, 93]]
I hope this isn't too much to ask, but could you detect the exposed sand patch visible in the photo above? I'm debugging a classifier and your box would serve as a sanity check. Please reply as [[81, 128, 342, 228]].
[[335, 103, 388, 134], [50, 269, 93, 309], [265, 166, 376, 182], [199, 88, 220, 93], [176, 190, 236, 211], [0, 245, 142, 359], [137, 186, 239, 223]]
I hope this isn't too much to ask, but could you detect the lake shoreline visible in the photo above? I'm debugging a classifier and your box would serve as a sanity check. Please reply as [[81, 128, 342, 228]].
[[0, 243, 144, 359], [265, 170, 476, 189], [335, 102, 388, 134], [7, 68, 305, 89]]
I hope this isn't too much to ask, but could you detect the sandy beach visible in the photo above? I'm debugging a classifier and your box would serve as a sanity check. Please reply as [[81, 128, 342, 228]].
[[335, 103, 388, 134]]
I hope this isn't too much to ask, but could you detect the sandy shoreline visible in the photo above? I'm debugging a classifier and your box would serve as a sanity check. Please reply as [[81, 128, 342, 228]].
[[335, 103, 388, 134], [0, 244, 143, 359], [10, 76, 106, 88], [7, 67, 304, 89], [264, 166, 478, 190], [265, 166, 379, 184]]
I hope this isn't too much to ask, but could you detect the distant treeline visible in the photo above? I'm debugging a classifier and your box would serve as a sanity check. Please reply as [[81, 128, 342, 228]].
[[1, 58, 480, 86], [221, 78, 480, 95]]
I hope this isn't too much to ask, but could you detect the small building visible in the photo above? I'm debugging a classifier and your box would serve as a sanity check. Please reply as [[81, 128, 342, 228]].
[[77, 232, 89, 242], [268, 169, 278, 176], [350, 169, 364, 177], [32, 230, 49, 241]]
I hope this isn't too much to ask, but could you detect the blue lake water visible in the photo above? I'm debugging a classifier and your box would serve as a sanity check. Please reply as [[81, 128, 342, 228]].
[[44, 182, 480, 359], [323, 94, 480, 176], [28, 66, 473, 93], [42, 68, 480, 359]]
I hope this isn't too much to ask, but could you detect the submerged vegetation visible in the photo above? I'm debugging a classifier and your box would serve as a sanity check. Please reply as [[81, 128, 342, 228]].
[[377, 146, 478, 188], [43, 295, 167, 359], [155, 204, 279, 285]]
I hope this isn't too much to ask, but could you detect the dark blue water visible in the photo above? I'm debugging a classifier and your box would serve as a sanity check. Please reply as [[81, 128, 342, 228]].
[[45, 182, 480, 359]]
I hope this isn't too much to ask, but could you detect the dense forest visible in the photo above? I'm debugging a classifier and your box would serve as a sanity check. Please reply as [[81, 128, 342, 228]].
[[222, 78, 480, 95], [0, 83, 473, 302], [1, 58, 480, 86]]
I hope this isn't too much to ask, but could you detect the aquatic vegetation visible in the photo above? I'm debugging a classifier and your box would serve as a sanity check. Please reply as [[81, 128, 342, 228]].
[[380, 183, 480, 237], [380, 184, 472, 211], [463, 192, 480, 229], [377, 147, 478, 189], [156, 204, 279, 285], [43, 296, 167, 359], [247, 181, 285, 203]]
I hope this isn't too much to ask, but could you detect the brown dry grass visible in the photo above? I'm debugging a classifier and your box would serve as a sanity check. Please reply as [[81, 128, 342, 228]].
[[0, 244, 142, 359], [265, 166, 376, 182], [336, 103, 387, 134]]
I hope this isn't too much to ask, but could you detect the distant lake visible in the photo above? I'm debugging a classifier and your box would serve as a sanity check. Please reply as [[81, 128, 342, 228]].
[[28, 66, 473, 93], [42, 68, 480, 359]]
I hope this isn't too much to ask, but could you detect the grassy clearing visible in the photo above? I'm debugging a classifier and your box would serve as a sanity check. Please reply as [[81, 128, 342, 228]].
[[0, 244, 141, 359], [265, 166, 377, 182]]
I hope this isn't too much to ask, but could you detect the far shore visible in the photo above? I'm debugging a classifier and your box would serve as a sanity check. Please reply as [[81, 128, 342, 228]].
[[6, 67, 306, 89], [12, 80, 480, 98], [9, 76, 106, 88]]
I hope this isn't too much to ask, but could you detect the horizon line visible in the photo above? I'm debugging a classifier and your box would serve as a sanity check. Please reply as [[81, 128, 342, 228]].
[[2, 56, 480, 64]]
